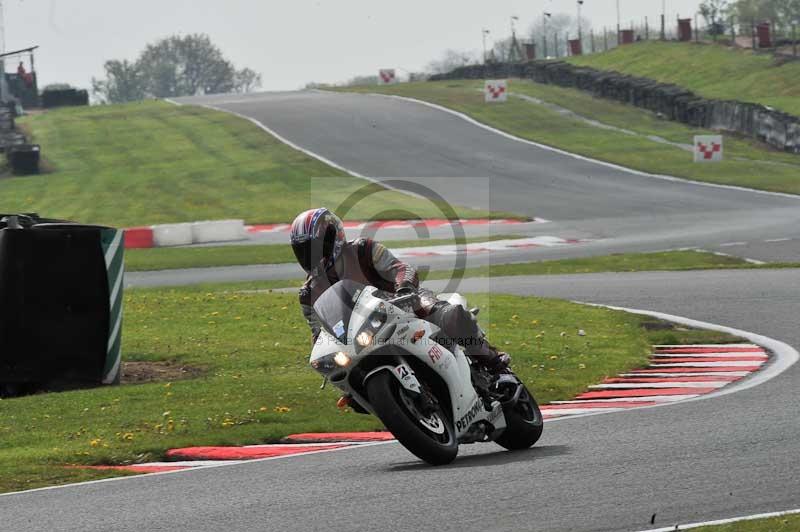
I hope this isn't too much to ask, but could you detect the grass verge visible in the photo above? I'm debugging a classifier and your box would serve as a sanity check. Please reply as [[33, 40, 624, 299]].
[[568, 41, 800, 117], [689, 513, 800, 532], [0, 282, 737, 493], [125, 235, 525, 272], [340, 81, 800, 195], [426, 250, 783, 280], [4, 101, 489, 227]]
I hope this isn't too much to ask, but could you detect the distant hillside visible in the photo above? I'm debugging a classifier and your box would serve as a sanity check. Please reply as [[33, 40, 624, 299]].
[[568, 41, 800, 117]]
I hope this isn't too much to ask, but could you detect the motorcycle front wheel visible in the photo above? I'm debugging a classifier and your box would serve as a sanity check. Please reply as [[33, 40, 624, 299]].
[[366, 371, 458, 465]]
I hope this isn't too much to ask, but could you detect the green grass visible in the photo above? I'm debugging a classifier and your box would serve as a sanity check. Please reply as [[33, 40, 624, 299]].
[[0, 282, 738, 493], [340, 81, 800, 195], [568, 41, 800, 117], [426, 250, 778, 280], [125, 235, 526, 272], [3, 102, 489, 228], [690, 513, 800, 531]]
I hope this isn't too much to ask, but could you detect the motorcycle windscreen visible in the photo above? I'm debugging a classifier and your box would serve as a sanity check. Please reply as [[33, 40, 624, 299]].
[[312, 279, 366, 344]]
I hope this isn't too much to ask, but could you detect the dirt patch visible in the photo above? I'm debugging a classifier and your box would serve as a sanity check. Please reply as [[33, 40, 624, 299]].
[[122, 361, 205, 384]]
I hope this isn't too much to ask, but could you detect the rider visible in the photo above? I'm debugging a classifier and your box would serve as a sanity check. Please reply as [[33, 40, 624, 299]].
[[290, 208, 510, 383]]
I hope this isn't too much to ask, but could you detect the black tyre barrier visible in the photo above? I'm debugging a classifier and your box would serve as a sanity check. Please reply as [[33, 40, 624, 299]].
[[41, 88, 89, 109], [0, 214, 124, 396], [7, 144, 40, 175]]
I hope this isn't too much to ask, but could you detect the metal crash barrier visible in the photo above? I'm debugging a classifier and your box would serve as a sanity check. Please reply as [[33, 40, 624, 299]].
[[0, 214, 124, 395]]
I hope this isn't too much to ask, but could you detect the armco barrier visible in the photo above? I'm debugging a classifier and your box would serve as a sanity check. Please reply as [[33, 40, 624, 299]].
[[152, 223, 193, 247], [191, 219, 246, 244], [430, 60, 800, 154]]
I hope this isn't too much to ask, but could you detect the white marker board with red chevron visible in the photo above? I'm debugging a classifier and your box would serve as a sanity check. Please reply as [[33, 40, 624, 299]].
[[378, 69, 397, 85], [694, 135, 723, 163], [484, 80, 508, 102]]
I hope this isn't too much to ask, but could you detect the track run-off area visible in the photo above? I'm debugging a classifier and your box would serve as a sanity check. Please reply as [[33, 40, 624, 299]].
[[4, 90, 800, 532]]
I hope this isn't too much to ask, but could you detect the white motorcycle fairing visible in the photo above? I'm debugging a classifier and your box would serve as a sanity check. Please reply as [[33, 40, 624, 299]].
[[309, 284, 507, 441]]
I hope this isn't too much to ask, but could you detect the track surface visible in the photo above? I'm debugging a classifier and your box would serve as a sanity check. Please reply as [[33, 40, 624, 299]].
[[4, 269, 799, 532], [176, 90, 800, 264], [6, 91, 799, 531]]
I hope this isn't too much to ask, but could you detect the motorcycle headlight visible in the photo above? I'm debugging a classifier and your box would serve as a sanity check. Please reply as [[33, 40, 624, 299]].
[[311, 352, 351, 374], [355, 331, 373, 347], [370, 306, 387, 329], [334, 351, 351, 367], [355, 307, 387, 352]]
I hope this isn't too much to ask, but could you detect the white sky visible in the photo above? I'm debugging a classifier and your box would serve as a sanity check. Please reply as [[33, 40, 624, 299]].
[[4, 0, 705, 91]]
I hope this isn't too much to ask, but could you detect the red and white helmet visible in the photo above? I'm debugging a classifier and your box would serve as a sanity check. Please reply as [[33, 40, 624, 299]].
[[290, 208, 346, 274]]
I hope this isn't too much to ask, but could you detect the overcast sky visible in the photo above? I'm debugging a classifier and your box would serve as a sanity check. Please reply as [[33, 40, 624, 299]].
[[4, 0, 704, 91]]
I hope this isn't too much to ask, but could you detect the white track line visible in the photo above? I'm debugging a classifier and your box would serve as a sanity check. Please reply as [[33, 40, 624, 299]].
[[588, 382, 730, 389], [651, 361, 764, 368], [543, 407, 624, 416], [653, 344, 761, 348], [168, 97, 431, 202], [651, 353, 766, 358], [551, 395, 701, 404], [619, 372, 750, 377], [638, 507, 800, 532]]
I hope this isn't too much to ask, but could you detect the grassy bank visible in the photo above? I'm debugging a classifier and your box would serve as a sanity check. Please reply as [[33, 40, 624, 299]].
[[568, 41, 800, 117], [340, 81, 800, 195], [4, 102, 487, 228], [0, 282, 737, 493]]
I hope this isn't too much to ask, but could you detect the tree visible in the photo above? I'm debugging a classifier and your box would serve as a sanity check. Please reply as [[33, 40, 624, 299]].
[[91, 60, 145, 104], [700, 0, 730, 37], [426, 49, 478, 74], [732, 0, 800, 31], [92, 34, 262, 103], [234, 68, 262, 94]]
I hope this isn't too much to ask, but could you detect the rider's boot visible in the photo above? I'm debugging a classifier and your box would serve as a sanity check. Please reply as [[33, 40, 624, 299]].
[[467, 340, 512, 375]]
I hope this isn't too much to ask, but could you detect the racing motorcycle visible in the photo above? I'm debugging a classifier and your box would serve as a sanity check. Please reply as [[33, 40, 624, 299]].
[[309, 279, 543, 465]]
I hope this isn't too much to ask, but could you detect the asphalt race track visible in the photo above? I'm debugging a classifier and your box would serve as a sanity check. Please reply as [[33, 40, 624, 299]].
[[4, 91, 798, 532]]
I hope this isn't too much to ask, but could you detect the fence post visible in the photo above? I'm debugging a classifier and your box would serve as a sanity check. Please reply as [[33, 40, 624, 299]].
[[554, 31, 559, 58], [752, 19, 756, 49], [645, 16, 649, 40], [794, 22, 798, 57], [661, 14, 666, 40], [590, 29, 595, 53], [730, 15, 736, 44], [695, 13, 699, 42]]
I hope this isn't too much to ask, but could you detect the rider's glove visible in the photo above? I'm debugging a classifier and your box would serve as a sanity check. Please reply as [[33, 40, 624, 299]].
[[395, 283, 417, 297]]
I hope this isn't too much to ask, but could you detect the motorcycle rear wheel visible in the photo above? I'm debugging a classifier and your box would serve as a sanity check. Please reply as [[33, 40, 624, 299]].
[[366, 371, 458, 465], [495, 383, 544, 451]]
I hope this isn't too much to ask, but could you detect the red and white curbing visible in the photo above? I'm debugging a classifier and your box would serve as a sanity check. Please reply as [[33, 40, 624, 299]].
[[124, 218, 547, 249], [394, 236, 585, 258], [124, 220, 247, 249], [246, 218, 545, 234], [540, 344, 768, 420], [87, 344, 767, 474]]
